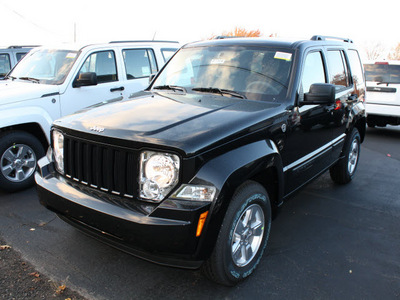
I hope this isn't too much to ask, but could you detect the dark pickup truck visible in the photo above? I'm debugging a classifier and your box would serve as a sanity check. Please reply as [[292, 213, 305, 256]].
[[36, 35, 366, 286]]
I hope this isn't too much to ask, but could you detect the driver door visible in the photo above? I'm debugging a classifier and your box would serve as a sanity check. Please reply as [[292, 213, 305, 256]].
[[60, 50, 124, 116], [282, 50, 335, 194]]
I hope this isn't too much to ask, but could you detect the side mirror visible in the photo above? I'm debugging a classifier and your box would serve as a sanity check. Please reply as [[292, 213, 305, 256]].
[[302, 83, 336, 105], [73, 72, 98, 88]]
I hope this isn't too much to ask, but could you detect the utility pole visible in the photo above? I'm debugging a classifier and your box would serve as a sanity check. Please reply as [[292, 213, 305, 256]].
[[74, 22, 77, 43]]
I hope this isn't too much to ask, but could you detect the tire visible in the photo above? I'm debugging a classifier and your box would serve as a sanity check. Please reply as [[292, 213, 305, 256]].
[[329, 128, 361, 184], [0, 131, 45, 192], [201, 181, 271, 286], [367, 120, 375, 128]]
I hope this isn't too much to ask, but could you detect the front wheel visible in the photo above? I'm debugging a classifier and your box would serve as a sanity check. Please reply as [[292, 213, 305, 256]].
[[0, 131, 45, 192], [330, 128, 361, 184], [201, 181, 271, 286]]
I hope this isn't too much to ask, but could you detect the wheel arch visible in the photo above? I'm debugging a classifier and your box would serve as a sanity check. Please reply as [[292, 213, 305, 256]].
[[354, 115, 366, 143], [191, 139, 284, 260], [0, 122, 49, 151], [348, 102, 366, 143]]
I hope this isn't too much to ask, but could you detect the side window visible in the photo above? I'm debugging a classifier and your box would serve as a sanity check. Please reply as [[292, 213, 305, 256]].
[[327, 50, 350, 89], [122, 49, 157, 79], [79, 51, 118, 84], [0, 53, 11, 76], [161, 48, 178, 62], [16, 52, 28, 62], [347, 50, 365, 88], [301, 51, 326, 93]]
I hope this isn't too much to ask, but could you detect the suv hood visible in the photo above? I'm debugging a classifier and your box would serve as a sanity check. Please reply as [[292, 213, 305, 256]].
[[56, 92, 282, 156], [0, 81, 58, 106]]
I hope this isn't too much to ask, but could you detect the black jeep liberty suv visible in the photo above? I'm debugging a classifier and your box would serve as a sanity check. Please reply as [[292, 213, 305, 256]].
[[36, 35, 366, 286]]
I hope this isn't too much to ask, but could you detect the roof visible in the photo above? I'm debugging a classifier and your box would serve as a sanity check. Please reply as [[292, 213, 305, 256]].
[[183, 35, 356, 50], [29, 40, 180, 53]]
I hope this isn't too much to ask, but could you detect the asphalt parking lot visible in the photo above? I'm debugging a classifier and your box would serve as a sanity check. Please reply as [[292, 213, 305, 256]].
[[1, 126, 399, 300]]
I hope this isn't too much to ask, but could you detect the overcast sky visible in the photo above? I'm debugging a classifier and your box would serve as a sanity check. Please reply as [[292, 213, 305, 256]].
[[1, 0, 399, 57]]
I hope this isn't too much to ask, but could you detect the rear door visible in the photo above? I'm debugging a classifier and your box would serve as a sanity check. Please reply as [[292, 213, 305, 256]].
[[325, 49, 353, 148], [327, 48, 365, 159], [120, 47, 159, 99]]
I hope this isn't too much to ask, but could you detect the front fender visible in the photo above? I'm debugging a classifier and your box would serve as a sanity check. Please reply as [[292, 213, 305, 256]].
[[0, 106, 53, 142], [191, 139, 282, 199], [189, 139, 283, 259]]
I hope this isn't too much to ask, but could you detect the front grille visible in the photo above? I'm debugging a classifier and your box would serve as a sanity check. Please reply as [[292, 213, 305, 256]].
[[63, 136, 138, 198]]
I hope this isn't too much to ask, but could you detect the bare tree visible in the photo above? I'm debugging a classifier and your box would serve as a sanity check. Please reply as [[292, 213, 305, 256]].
[[209, 27, 262, 39], [388, 43, 400, 60], [223, 27, 261, 37], [364, 42, 386, 60]]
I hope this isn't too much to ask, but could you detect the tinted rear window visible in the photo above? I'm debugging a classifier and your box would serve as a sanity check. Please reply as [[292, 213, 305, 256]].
[[364, 64, 400, 84]]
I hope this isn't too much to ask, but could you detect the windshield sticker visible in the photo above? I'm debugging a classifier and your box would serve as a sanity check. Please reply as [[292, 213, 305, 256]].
[[66, 53, 77, 59], [274, 52, 292, 61], [210, 59, 225, 64]]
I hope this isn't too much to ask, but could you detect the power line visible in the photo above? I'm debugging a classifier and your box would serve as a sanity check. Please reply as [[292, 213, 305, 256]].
[[0, 2, 59, 35]]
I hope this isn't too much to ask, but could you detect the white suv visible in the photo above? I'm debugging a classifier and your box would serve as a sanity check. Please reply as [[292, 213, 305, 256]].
[[0, 41, 179, 191], [364, 61, 400, 127]]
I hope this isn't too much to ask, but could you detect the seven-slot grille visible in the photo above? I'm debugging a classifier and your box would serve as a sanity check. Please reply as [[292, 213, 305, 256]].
[[63, 135, 138, 198]]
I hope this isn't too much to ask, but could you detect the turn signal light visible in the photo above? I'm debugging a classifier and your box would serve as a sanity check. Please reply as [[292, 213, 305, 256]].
[[196, 211, 209, 237]]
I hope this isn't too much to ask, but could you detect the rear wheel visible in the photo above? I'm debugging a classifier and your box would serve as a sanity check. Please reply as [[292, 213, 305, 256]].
[[367, 119, 376, 128], [0, 131, 45, 192], [330, 128, 360, 184], [202, 181, 271, 286]]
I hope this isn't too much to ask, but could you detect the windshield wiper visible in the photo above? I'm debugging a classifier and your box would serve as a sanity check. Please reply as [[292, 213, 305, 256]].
[[3, 75, 16, 81], [192, 87, 246, 99], [153, 85, 186, 93], [18, 76, 40, 83]]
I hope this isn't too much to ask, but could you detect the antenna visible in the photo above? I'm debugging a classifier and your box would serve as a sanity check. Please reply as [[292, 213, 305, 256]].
[[152, 32, 157, 41]]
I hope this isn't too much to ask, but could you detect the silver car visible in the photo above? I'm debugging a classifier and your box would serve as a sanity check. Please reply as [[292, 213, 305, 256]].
[[0, 46, 35, 79]]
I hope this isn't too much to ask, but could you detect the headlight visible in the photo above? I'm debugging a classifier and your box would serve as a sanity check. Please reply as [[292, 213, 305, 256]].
[[52, 130, 64, 174], [140, 151, 180, 202]]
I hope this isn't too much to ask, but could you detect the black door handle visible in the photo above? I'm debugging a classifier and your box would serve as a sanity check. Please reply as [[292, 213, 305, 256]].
[[110, 86, 125, 92]]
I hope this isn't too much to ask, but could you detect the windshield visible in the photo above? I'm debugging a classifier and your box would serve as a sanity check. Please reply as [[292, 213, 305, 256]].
[[9, 49, 79, 85], [152, 46, 293, 101], [364, 64, 400, 84]]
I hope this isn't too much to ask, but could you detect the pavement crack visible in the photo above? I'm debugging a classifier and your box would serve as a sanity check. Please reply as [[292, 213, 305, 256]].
[[38, 215, 57, 227]]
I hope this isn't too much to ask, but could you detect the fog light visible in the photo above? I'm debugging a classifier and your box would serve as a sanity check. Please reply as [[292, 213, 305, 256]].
[[142, 179, 161, 199]]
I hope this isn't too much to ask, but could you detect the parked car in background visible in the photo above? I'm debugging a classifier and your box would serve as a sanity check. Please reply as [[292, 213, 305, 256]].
[[36, 35, 366, 286], [0, 40, 179, 192], [0, 46, 35, 79], [364, 60, 400, 127]]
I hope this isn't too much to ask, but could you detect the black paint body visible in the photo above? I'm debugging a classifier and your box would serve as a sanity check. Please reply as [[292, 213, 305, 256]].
[[36, 37, 366, 268]]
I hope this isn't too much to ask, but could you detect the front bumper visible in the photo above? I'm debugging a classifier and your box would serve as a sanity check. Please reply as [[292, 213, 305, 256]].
[[35, 156, 211, 269]]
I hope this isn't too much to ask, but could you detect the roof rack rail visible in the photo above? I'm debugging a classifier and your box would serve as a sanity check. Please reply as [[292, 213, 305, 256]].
[[311, 35, 353, 43], [7, 45, 40, 49], [214, 36, 245, 39], [109, 40, 179, 44]]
